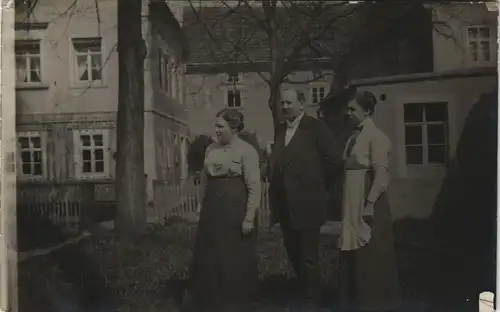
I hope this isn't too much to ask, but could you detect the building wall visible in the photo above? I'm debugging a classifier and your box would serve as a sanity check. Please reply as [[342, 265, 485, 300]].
[[355, 74, 497, 220], [16, 113, 117, 183], [185, 71, 333, 146], [145, 18, 189, 197], [15, 0, 189, 199], [432, 3, 498, 72], [15, 0, 119, 115]]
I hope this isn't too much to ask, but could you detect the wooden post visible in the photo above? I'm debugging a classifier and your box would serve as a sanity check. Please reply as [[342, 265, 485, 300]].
[[0, 4, 18, 312]]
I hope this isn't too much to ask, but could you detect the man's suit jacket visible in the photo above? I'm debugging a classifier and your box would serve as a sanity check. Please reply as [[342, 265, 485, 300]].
[[267, 114, 343, 229]]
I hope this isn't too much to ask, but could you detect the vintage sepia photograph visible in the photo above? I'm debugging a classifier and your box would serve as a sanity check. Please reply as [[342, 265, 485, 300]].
[[1, 0, 498, 311]]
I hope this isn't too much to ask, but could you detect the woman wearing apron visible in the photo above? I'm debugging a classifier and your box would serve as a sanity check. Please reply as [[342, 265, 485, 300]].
[[338, 90, 401, 312]]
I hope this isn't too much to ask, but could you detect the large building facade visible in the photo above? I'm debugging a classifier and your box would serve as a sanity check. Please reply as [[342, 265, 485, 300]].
[[15, 0, 189, 203]]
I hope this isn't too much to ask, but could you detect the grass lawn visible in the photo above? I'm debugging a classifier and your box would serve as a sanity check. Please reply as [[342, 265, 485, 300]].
[[18, 217, 480, 312], [19, 219, 339, 312]]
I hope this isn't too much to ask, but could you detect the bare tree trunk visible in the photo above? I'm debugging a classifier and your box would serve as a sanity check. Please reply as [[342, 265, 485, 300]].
[[268, 79, 282, 141], [115, 0, 147, 235], [268, 13, 282, 141]]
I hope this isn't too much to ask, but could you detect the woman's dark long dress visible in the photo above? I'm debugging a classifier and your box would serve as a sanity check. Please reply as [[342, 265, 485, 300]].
[[338, 176, 401, 311], [337, 118, 401, 312], [187, 138, 261, 312], [190, 175, 258, 311]]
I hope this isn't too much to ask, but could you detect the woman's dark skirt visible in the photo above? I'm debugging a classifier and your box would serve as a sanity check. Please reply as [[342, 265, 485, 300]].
[[338, 192, 402, 312], [188, 176, 258, 312]]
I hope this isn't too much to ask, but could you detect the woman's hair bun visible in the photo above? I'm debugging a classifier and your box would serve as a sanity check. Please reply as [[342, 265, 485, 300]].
[[216, 108, 245, 132]]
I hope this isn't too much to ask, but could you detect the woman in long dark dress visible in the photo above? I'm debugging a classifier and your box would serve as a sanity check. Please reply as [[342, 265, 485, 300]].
[[187, 108, 261, 312], [338, 90, 401, 312]]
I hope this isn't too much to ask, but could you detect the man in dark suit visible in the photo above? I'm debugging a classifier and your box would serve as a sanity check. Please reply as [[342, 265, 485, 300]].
[[266, 88, 343, 308]]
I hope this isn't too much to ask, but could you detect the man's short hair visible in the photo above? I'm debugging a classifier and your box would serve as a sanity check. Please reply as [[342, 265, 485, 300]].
[[283, 88, 306, 104]]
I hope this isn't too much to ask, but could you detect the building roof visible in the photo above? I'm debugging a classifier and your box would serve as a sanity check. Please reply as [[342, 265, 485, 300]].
[[182, 5, 340, 69], [317, 66, 498, 113], [183, 3, 435, 77], [182, 6, 271, 65]]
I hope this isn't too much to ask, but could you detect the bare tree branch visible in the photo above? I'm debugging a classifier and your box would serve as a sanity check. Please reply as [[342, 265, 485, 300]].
[[218, 0, 270, 35], [284, 3, 359, 66], [187, 0, 271, 84], [94, 0, 101, 37]]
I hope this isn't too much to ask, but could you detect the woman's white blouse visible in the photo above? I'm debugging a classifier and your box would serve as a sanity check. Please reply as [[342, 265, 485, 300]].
[[202, 137, 262, 223], [338, 117, 391, 251]]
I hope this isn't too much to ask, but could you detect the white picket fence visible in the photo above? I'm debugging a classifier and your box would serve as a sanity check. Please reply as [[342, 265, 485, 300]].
[[19, 198, 82, 232], [152, 179, 272, 227]]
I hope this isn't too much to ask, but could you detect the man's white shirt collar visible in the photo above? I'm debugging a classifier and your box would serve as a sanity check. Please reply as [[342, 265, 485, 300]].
[[286, 112, 305, 128]]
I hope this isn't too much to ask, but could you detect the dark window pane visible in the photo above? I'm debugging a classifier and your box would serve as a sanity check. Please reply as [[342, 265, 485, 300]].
[[31, 136, 41, 148], [73, 39, 101, 51], [479, 27, 490, 39], [480, 41, 490, 61], [428, 145, 446, 164], [468, 27, 478, 39], [470, 42, 478, 61], [404, 104, 423, 122], [22, 163, 31, 174], [29, 57, 41, 82], [33, 151, 42, 162], [93, 135, 103, 146], [83, 161, 92, 173], [227, 91, 234, 107], [405, 125, 422, 145], [95, 161, 104, 173], [427, 124, 446, 144], [234, 91, 241, 107], [406, 146, 423, 165], [19, 137, 29, 149], [425, 103, 447, 122], [21, 151, 31, 163], [34, 163, 42, 175], [15, 40, 40, 53], [80, 69, 89, 81], [83, 150, 91, 161], [92, 68, 101, 81], [94, 149, 104, 161], [81, 135, 91, 146]]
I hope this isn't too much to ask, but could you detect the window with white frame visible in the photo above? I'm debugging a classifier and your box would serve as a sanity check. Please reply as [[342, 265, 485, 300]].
[[72, 37, 103, 83], [15, 40, 41, 84], [403, 102, 448, 166], [227, 89, 242, 108], [158, 49, 170, 93], [311, 86, 326, 105], [74, 130, 109, 177], [17, 133, 44, 177], [467, 25, 495, 65]]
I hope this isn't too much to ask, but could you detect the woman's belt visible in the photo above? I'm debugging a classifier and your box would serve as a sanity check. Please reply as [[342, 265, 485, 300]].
[[345, 164, 370, 170], [206, 174, 243, 180]]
